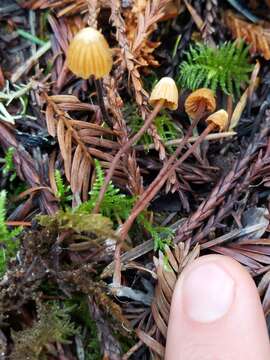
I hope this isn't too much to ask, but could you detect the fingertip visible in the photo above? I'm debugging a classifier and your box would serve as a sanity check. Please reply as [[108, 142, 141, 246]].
[[165, 254, 270, 360]]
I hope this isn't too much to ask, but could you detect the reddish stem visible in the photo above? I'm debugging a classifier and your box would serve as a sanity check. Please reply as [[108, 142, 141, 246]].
[[92, 100, 164, 213], [120, 122, 216, 240]]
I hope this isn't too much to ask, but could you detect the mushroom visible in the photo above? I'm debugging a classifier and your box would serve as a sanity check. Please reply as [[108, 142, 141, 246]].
[[149, 77, 178, 110], [118, 109, 229, 240], [205, 109, 228, 132], [92, 77, 179, 213], [185, 88, 216, 120], [167, 109, 229, 174], [67, 27, 113, 127]]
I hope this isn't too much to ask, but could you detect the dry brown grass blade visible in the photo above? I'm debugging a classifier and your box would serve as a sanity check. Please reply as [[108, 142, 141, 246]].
[[183, 0, 204, 31], [258, 270, 270, 316], [225, 10, 270, 60], [70, 145, 83, 194], [104, 76, 144, 196]]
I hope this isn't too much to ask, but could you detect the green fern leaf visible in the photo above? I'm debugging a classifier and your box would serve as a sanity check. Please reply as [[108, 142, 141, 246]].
[[54, 170, 72, 206], [178, 41, 253, 97], [77, 160, 134, 223]]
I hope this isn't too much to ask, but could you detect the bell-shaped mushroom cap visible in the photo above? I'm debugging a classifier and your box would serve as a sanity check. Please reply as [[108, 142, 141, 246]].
[[67, 27, 113, 80], [185, 88, 216, 119], [149, 77, 179, 110], [206, 109, 228, 131]]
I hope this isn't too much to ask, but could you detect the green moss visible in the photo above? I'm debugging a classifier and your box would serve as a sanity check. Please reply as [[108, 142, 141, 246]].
[[64, 297, 101, 360], [85, 316, 101, 360], [125, 104, 182, 152], [11, 302, 77, 360], [38, 210, 116, 241], [0, 190, 21, 276]]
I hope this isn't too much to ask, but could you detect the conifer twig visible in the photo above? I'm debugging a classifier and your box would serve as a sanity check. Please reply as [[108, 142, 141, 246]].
[[175, 118, 270, 244], [134, 131, 236, 151]]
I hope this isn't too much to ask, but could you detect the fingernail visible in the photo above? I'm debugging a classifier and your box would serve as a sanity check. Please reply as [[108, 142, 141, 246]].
[[183, 262, 235, 323]]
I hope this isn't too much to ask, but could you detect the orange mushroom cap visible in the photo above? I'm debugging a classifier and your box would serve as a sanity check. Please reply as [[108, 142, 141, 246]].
[[185, 88, 216, 119], [149, 77, 179, 110], [205, 109, 229, 131], [67, 27, 113, 80]]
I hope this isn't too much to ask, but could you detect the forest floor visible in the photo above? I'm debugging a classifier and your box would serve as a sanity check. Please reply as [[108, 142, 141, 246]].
[[0, 0, 270, 359]]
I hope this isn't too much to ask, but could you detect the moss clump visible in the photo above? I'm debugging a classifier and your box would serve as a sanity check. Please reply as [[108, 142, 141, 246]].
[[11, 302, 77, 360]]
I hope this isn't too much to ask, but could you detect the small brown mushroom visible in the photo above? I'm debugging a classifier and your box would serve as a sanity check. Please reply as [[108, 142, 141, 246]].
[[185, 88, 216, 120], [205, 109, 228, 132], [67, 27, 113, 128], [149, 77, 179, 110], [67, 27, 112, 79], [93, 77, 179, 214]]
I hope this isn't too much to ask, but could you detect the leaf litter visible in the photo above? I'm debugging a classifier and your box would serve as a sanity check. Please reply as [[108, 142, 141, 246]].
[[0, 0, 270, 358]]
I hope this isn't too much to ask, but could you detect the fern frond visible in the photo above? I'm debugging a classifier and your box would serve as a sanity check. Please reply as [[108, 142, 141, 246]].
[[178, 41, 253, 97], [139, 215, 174, 252], [54, 169, 72, 205], [78, 160, 134, 223]]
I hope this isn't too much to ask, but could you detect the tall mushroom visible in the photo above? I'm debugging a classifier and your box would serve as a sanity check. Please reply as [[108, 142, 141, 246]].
[[93, 77, 179, 213], [119, 109, 229, 240], [67, 27, 113, 127], [149, 77, 179, 111]]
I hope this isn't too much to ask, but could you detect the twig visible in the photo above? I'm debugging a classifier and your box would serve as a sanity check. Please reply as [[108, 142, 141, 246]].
[[201, 223, 268, 249], [11, 41, 51, 83], [0, 81, 34, 104], [135, 131, 237, 151], [17, 29, 45, 46], [175, 119, 270, 244], [93, 100, 164, 214]]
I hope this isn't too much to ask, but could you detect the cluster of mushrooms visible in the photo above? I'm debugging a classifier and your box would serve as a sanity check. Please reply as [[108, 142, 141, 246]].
[[66, 26, 229, 213]]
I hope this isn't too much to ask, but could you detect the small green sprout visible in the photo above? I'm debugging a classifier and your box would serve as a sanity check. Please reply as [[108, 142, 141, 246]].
[[54, 169, 72, 206], [78, 160, 134, 223]]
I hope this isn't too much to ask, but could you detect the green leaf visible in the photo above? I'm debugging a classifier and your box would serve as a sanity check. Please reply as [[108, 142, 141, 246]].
[[77, 160, 135, 224], [178, 41, 253, 97], [54, 169, 72, 206]]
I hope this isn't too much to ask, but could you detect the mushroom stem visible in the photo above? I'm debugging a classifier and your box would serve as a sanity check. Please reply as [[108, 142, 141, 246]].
[[119, 121, 216, 240], [94, 78, 113, 128], [118, 104, 207, 236], [92, 99, 165, 214]]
